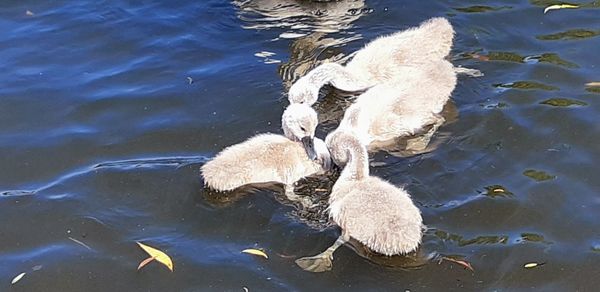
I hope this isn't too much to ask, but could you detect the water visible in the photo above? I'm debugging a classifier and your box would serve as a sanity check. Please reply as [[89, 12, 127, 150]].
[[1, 0, 599, 291]]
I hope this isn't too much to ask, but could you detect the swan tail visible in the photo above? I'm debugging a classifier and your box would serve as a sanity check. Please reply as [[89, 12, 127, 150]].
[[200, 158, 250, 191]]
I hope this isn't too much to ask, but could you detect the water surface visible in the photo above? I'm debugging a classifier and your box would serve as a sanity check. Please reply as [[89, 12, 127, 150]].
[[1, 0, 600, 291]]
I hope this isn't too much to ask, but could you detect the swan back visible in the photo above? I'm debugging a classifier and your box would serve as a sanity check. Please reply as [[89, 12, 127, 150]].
[[328, 177, 423, 255], [201, 133, 324, 191], [333, 59, 457, 146], [345, 17, 454, 82]]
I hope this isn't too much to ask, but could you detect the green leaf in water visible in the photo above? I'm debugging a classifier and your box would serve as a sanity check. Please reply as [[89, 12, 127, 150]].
[[487, 51, 525, 63], [536, 53, 579, 68], [586, 87, 600, 94], [458, 235, 509, 247], [523, 169, 557, 181], [537, 29, 600, 41], [494, 81, 559, 91], [519, 233, 552, 244], [586, 83, 600, 94], [540, 98, 587, 107], [453, 5, 510, 13]]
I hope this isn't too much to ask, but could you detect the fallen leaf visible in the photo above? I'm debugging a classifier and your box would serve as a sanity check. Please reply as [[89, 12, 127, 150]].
[[136, 242, 174, 272], [11, 272, 26, 285], [544, 4, 579, 14], [586, 82, 600, 87], [242, 248, 268, 259], [186, 77, 193, 84], [440, 256, 474, 272], [25, 10, 34, 16], [524, 262, 545, 269], [523, 169, 557, 181], [243, 287, 249, 292], [540, 98, 587, 107]]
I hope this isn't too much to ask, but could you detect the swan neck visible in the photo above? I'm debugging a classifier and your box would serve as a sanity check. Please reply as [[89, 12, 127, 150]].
[[339, 140, 368, 181], [307, 63, 340, 90]]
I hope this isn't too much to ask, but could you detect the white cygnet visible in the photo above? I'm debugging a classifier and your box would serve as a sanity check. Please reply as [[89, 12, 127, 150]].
[[201, 103, 331, 206], [288, 17, 455, 105], [296, 131, 423, 272]]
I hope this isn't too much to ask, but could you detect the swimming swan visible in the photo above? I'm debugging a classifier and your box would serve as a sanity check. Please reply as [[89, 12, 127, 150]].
[[288, 17, 455, 105], [201, 103, 330, 206], [296, 131, 423, 272], [328, 59, 457, 153]]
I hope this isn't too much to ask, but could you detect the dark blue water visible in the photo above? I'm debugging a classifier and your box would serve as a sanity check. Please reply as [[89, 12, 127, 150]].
[[1, 1, 600, 291]]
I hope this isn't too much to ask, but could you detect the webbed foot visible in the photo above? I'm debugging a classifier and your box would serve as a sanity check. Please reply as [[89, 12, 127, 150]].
[[295, 254, 333, 273]]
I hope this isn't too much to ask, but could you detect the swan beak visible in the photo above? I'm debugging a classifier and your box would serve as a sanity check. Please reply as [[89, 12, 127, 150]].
[[301, 136, 317, 160]]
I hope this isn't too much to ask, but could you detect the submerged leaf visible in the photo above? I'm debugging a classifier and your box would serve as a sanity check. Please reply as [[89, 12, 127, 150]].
[[136, 242, 174, 272], [540, 98, 587, 107], [544, 4, 579, 13], [535, 53, 579, 68], [494, 81, 559, 91], [458, 235, 509, 246], [242, 248, 269, 259], [586, 86, 600, 94], [537, 29, 600, 41], [11, 272, 26, 285], [523, 169, 557, 181], [520, 233, 546, 242], [454, 5, 509, 13]]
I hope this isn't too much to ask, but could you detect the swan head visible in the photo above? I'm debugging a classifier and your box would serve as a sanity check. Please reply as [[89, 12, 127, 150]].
[[288, 78, 320, 105], [282, 103, 319, 159]]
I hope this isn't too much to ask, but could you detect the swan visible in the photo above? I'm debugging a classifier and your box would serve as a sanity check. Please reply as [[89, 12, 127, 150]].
[[296, 131, 423, 272], [201, 103, 330, 206], [327, 59, 457, 153], [288, 17, 456, 105]]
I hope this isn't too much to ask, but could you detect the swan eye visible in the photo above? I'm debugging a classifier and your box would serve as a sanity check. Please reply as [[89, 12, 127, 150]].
[[300, 126, 306, 132]]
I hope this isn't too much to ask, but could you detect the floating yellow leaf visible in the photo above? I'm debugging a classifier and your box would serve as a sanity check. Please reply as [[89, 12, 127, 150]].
[[524, 262, 544, 269], [586, 82, 600, 87], [11, 272, 26, 285], [242, 248, 269, 259], [136, 242, 174, 272], [544, 4, 579, 14]]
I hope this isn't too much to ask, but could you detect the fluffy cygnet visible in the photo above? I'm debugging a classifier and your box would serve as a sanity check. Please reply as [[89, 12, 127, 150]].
[[201, 104, 330, 206], [296, 131, 423, 272], [288, 17, 455, 105]]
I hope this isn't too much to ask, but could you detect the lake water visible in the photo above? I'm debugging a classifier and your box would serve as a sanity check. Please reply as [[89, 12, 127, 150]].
[[1, 0, 599, 291]]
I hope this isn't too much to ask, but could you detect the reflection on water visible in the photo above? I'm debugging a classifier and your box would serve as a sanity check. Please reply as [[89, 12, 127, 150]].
[[234, 0, 367, 86], [233, 0, 367, 33]]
